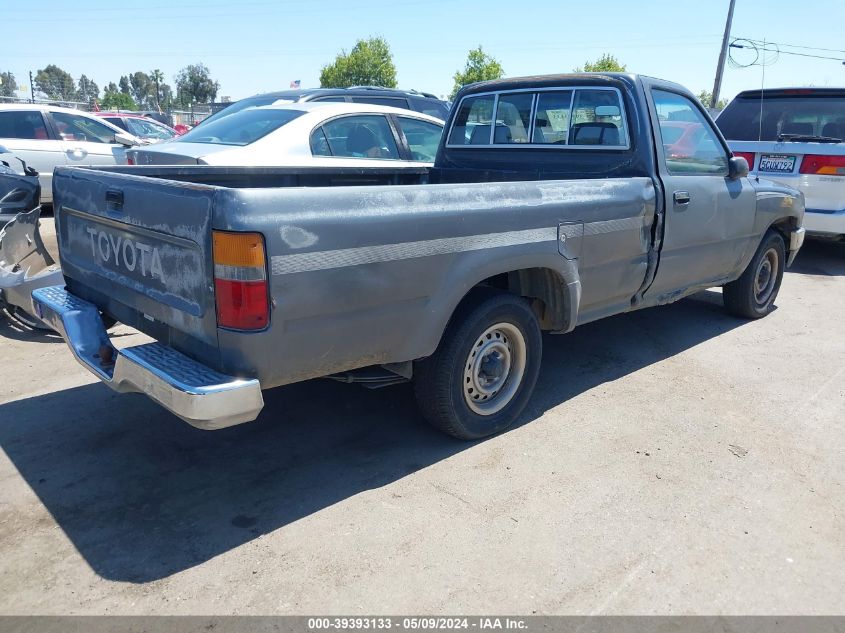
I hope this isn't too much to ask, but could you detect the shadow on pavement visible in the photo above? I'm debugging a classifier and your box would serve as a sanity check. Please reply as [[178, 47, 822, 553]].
[[0, 290, 745, 583], [788, 239, 845, 277]]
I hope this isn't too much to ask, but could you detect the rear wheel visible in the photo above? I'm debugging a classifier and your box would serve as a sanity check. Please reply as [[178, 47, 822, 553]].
[[414, 291, 542, 440], [723, 230, 785, 319]]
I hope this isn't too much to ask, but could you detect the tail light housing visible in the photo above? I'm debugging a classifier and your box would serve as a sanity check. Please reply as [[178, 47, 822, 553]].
[[212, 231, 269, 330], [799, 154, 845, 176], [733, 151, 755, 170]]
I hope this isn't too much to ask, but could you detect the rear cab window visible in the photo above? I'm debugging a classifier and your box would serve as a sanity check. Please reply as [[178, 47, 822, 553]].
[[447, 87, 629, 148]]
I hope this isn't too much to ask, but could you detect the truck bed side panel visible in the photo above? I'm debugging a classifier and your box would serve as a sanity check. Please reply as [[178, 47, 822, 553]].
[[211, 178, 656, 387]]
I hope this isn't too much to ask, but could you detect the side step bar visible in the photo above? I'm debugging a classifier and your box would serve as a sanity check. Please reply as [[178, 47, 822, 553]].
[[31, 286, 264, 430]]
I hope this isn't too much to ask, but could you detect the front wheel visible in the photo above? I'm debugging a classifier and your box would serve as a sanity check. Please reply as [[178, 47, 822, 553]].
[[723, 230, 785, 319], [413, 292, 542, 440]]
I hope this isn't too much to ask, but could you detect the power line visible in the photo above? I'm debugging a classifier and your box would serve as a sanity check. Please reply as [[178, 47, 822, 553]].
[[735, 37, 845, 55]]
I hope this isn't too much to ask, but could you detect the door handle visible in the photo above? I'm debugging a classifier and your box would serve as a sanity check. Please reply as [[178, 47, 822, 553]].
[[673, 191, 691, 205], [68, 148, 87, 159]]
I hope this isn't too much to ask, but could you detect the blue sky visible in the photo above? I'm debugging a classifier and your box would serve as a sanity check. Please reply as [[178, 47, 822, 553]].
[[4, 0, 845, 103]]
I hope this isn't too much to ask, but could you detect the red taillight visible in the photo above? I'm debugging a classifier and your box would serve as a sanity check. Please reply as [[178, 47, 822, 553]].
[[799, 154, 845, 176], [212, 231, 269, 330], [127, 156, 135, 165], [733, 151, 755, 170]]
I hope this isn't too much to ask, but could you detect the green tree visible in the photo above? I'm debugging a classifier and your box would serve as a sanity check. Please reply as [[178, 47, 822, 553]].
[[101, 84, 137, 110], [149, 69, 173, 110], [174, 63, 219, 105], [319, 36, 397, 89], [77, 74, 99, 104], [697, 90, 727, 110], [129, 71, 152, 107], [35, 64, 78, 101], [450, 46, 504, 100], [0, 71, 17, 98], [574, 54, 626, 73]]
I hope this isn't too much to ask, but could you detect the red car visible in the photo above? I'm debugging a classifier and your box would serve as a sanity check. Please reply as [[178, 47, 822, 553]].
[[94, 112, 182, 143]]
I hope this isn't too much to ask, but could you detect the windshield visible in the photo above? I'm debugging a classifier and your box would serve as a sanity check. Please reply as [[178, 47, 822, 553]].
[[199, 96, 296, 127], [717, 93, 845, 141], [175, 108, 306, 146]]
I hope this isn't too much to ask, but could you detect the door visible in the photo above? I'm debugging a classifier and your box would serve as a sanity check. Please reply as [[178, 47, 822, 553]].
[[0, 110, 65, 202], [48, 110, 128, 169], [644, 88, 756, 300]]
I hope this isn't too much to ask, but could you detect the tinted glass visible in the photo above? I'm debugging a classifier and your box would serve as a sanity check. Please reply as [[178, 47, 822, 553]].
[[321, 115, 400, 159], [652, 89, 728, 175], [103, 116, 129, 131], [0, 111, 49, 140], [397, 117, 442, 161], [351, 96, 410, 109], [177, 108, 306, 146], [569, 90, 627, 146], [716, 94, 845, 141], [494, 93, 533, 144], [410, 98, 449, 120], [199, 95, 296, 126], [51, 112, 118, 143], [309, 96, 347, 102], [532, 91, 572, 143], [310, 126, 331, 156], [448, 95, 495, 145]]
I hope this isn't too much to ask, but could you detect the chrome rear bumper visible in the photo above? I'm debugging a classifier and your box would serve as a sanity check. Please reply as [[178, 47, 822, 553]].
[[31, 286, 264, 430]]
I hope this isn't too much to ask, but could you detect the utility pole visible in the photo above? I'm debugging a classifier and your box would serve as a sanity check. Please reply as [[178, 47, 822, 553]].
[[29, 71, 35, 103], [711, 0, 737, 109]]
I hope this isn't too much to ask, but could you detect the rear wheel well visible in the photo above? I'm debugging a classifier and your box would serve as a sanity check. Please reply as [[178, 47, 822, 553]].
[[468, 268, 570, 331]]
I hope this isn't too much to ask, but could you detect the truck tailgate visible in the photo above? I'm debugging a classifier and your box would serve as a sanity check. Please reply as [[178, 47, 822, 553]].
[[53, 167, 219, 354]]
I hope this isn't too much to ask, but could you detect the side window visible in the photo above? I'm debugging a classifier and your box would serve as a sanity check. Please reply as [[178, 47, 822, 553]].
[[51, 112, 118, 144], [569, 90, 628, 146], [652, 89, 729, 175], [310, 96, 347, 103], [448, 94, 495, 145], [0, 111, 50, 140], [103, 117, 128, 131], [310, 127, 332, 156], [494, 93, 532, 144], [532, 91, 572, 143], [351, 96, 409, 110], [320, 115, 400, 159], [397, 117, 443, 161]]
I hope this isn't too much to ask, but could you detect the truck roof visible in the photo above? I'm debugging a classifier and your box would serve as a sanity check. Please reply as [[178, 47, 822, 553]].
[[456, 72, 689, 98]]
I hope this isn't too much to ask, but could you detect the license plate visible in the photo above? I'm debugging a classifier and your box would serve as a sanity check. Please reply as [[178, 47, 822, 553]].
[[759, 154, 796, 174]]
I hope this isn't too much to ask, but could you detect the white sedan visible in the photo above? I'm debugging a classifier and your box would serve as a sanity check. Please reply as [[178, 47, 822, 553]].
[[127, 103, 444, 167], [0, 103, 141, 204]]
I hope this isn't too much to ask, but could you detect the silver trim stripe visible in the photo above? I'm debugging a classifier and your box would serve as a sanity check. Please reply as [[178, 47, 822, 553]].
[[583, 216, 648, 236], [271, 227, 558, 275]]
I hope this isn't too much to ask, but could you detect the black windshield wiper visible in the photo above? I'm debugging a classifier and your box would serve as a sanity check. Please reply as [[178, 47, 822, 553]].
[[777, 133, 843, 143]]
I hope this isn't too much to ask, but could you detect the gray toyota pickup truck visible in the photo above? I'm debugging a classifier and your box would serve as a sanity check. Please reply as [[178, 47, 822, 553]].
[[33, 73, 806, 440]]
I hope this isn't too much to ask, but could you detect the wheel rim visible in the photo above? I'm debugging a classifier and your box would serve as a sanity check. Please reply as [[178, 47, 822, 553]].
[[754, 247, 779, 305], [463, 322, 527, 416]]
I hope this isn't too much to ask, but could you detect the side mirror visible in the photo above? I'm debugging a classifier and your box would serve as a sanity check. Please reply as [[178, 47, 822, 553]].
[[114, 132, 140, 147], [729, 155, 749, 179]]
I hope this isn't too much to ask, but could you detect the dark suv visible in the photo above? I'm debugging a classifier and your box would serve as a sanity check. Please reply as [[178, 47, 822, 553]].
[[203, 87, 450, 127]]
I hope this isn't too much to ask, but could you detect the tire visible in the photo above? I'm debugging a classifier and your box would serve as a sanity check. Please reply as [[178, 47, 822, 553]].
[[723, 230, 785, 319], [413, 291, 542, 440]]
